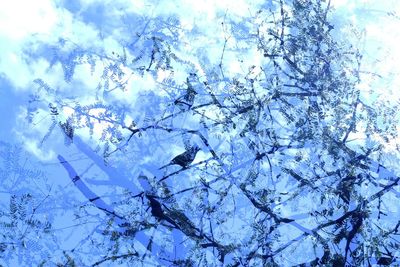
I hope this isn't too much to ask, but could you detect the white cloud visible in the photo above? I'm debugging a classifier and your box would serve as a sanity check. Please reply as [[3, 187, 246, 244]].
[[0, 1, 58, 40], [0, 0, 60, 89], [0, 1, 102, 90], [23, 137, 56, 161], [2, 0, 400, 164]]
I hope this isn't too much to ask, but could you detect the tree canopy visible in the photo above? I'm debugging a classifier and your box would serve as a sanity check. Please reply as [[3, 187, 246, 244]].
[[1, 0, 400, 266]]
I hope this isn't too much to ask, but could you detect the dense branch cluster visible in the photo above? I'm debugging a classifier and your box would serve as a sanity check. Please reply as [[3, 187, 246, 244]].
[[2, 0, 400, 266]]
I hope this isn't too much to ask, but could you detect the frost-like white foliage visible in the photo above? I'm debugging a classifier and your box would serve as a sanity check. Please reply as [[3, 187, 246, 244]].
[[1, 0, 400, 266]]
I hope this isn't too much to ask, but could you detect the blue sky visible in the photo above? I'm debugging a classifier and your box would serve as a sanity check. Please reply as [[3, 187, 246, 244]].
[[1, 0, 400, 266], [0, 0, 399, 162]]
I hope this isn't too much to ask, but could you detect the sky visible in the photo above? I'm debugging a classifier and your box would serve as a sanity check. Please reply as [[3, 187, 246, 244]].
[[1, 0, 400, 265], [0, 0, 400, 160]]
